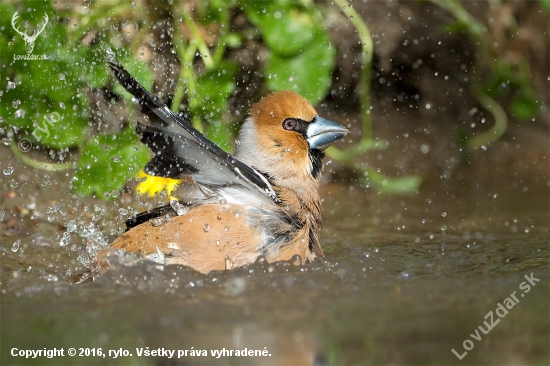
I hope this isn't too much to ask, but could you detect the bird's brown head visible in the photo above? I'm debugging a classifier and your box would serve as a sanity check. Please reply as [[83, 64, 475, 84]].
[[236, 91, 349, 183]]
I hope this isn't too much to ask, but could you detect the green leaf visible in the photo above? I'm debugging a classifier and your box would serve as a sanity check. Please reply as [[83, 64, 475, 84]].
[[438, 21, 469, 34], [206, 121, 234, 152], [31, 109, 88, 149], [265, 30, 335, 103], [482, 62, 523, 97], [199, 0, 231, 25], [79, 44, 111, 88], [73, 129, 150, 199], [510, 93, 539, 121], [28, 60, 76, 102], [222, 33, 242, 48], [194, 61, 237, 118], [245, 2, 316, 56], [192, 61, 238, 150], [0, 61, 90, 149]]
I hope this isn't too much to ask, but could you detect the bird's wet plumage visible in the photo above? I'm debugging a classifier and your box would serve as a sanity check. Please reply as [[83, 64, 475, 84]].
[[73, 61, 348, 281]]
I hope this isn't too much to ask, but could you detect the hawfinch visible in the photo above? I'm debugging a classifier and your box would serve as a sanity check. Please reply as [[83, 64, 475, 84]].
[[93, 61, 348, 276]]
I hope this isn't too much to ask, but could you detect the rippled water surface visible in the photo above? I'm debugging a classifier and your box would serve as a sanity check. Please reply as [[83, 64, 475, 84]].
[[1, 143, 549, 365]]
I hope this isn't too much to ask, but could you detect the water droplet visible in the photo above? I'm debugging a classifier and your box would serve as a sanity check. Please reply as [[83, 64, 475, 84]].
[[438, 240, 446, 254], [66, 219, 77, 233], [59, 231, 71, 247], [111, 156, 121, 162], [3, 166, 14, 176], [224, 276, 247, 296], [118, 208, 128, 215], [170, 200, 188, 216], [7, 81, 16, 90], [441, 211, 447, 218], [11, 240, 21, 252], [203, 224, 210, 232], [12, 100, 21, 108], [14, 109, 25, 118], [215, 240, 220, 246], [291, 254, 302, 266], [78, 253, 91, 267]]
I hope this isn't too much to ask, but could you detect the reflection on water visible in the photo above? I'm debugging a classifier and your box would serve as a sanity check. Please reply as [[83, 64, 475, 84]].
[[1, 143, 549, 365]]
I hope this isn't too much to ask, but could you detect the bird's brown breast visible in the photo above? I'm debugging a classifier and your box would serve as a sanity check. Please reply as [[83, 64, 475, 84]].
[[102, 202, 313, 274]]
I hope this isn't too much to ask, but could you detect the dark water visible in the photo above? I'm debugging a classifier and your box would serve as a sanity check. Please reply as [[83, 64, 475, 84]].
[[1, 142, 549, 365]]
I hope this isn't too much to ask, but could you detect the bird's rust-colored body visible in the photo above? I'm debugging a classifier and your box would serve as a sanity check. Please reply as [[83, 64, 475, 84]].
[[106, 201, 311, 274], [86, 62, 348, 278]]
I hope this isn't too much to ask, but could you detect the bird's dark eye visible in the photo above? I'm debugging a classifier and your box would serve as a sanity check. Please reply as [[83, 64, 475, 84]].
[[283, 118, 296, 131]]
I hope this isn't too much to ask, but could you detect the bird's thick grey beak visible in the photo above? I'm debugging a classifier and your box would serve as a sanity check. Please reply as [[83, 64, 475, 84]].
[[306, 116, 349, 150]]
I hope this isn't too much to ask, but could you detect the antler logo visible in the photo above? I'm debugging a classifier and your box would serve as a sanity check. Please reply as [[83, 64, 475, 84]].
[[11, 11, 49, 54]]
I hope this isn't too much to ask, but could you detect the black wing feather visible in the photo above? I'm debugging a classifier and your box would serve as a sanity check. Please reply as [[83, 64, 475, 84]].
[[125, 204, 175, 230], [108, 61, 279, 203], [137, 123, 198, 177]]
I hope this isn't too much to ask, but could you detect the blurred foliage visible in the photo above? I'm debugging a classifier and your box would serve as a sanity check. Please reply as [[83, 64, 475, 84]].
[[0, 1, 90, 149], [483, 61, 539, 120], [73, 129, 149, 200], [0, 0, 149, 197], [0, 0, 336, 198], [329, 0, 422, 194], [429, 0, 544, 150], [243, 1, 335, 102], [171, 0, 335, 147]]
